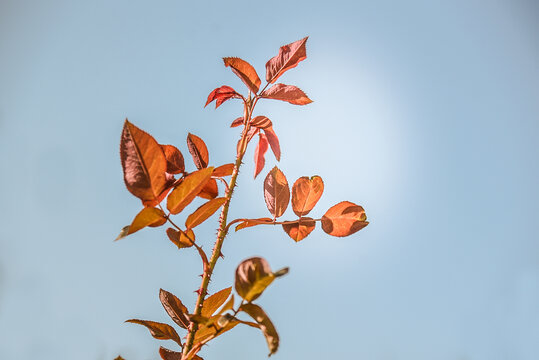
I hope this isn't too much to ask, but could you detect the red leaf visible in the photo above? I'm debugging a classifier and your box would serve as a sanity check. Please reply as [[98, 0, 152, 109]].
[[205, 85, 240, 108], [265, 37, 308, 83], [185, 197, 227, 229], [198, 178, 218, 199], [261, 83, 312, 105], [223, 57, 261, 94], [254, 133, 269, 179], [159, 347, 182, 360], [125, 319, 183, 346], [250, 116, 272, 129], [291, 176, 324, 216], [282, 217, 316, 242], [263, 126, 281, 161], [120, 119, 168, 204], [263, 166, 290, 218], [234, 217, 274, 231], [213, 163, 235, 177], [321, 201, 369, 237], [187, 133, 209, 170], [230, 117, 244, 127], [159, 289, 190, 329], [160, 144, 185, 174], [167, 167, 214, 214]]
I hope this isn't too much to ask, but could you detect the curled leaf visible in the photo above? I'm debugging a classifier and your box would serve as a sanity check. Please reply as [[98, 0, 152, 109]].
[[217, 294, 235, 316], [282, 217, 316, 242], [261, 83, 312, 105], [240, 303, 279, 356], [167, 167, 214, 214], [264, 166, 290, 218], [125, 319, 182, 346], [235, 257, 275, 302], [160, 144, 185, 174], [266, 37, 308, 83], [291, 176, 324, 216], [213, 163, 235, 177], [321, 201, 369, 237], [250, 116, 272, 129], [254, 133, 269, 179], [159, 289, 190, 329], [185, 197, 227, 229], [126, 207, 167, 236], [230, 117, 244, 127], [201, 287, 232, 317], [223, 57, 261, 94], [187, 133, 209, 170], [235, 217, 274, 231], [198, 178, 218, 199], [205, 85, 240, 108], [166, 227, 195, 248]]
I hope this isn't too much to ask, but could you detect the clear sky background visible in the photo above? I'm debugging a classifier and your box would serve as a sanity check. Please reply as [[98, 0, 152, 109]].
[[0, 1, 538, 359]]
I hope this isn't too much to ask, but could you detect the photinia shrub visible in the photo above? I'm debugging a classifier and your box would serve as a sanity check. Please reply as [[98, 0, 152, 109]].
[[115, 37, 369, 360]]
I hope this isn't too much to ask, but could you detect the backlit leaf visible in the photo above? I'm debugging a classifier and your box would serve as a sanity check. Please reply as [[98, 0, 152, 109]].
[[159, 289, 190, 329], [265, 37, 308, 83], [235, 218, 274, 231], [159, 347, 182, 360], [223, 57, 261, 94], [282, 217, 316, 242], [198, 179, 218, 199], [120, 119, 168, 204], [264, 167, 290, 218], [240, 303, 279, 356], [263, 127, 281, 161], [185, 197, 227, 229], [250, 116, 272, 129], [261, 83, 312, 105], [321, 201, 369, 237], [291, 176, 324, 216], [167, 167, 214, 214], [254, 133, 269, 179], [126, 207, 167, 236], [235, 257, 275, 302], [160, 144, 185, 174], [194, 315, 238, 343], [230, 117, 244, 127], [166, 228, 196, 249], [125, 319, 183, 346], [187, 133, 209, 170], [217, 294, 235, 316], [201, 287, 232, 317], [205, 85, 240, 108], [213, 163, 235, 177], [115, 225, 130, 241]]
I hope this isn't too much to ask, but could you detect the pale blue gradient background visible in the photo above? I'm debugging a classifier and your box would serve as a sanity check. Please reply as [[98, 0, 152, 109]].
[[0, 1, 538, 359]]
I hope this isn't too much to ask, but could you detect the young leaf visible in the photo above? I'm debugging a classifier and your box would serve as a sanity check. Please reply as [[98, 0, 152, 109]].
[[213, 163, 235, 177], [240, 303, 280, 356], [291, 176, 324, 216], [198, 178, 218, 199], [187, 133, 209, 170], [230, 117, 244, 127], [265, 37, 308, 83], [166, 227, 195, 248], [201, 287, 232, 317], [159, 289, 190, 329], [321, 201, 369, 237], [160, 144, 185, 174], [167, 167, 214, 214], [185, 197, 227, 229], [126, 207, 167, 236], [254, 133, 269, 179], [223, 57, 261, 94], [235, 217, 274, 231], [263, 127, 281, 161], [125, 319, 183, 346], [205, 85, 240, 108], [235, 257, 275, 302], [159, 347, 182, 360], [261, 83, 312, 105], [250, 115, 272, 129], [120, 119, 168, 204], [282, 217, 316, 242], [264, 166, 290, 218]]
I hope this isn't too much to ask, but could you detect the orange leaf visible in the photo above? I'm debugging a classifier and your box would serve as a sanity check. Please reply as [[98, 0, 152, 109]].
[[261, 83, 312, 105], [159, 289, 190, 329], [239, 303, 280, 356], [254, 133, 269, 179], [230, 117, 244, 127], [167, 167, 214, 214], [265, 37, 308, 83], [125, 319, 183, 346], [185, 197, 226, 229], [198, 178, 218, 199], [125, 207, 167, 236], [264, 166, 290, 218], [159, 347, 182, 360], [250, 116, 272, 129], [235, 257, 275, 302], [201, 287, 232, 317], [263, 126, 281, 161], [187, 133, 209, 170], [291, 176, 324, 216], [166, 228, 195, 248], [213, 163, 235, 177], [194, 315, 239, 343], [235, 217, 274, 231], [321, 201, 369, 237], [160, 144, 185, 174], [205, 85, 240, 108], [120, 119, 168, 204], [223, 57, 261, 94], [282, 217, 316, 242]]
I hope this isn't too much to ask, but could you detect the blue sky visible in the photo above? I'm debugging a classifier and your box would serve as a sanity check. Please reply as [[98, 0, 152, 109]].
[[0, 1, 538, 359]]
